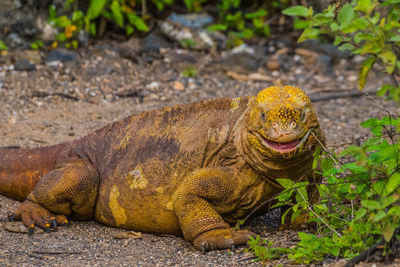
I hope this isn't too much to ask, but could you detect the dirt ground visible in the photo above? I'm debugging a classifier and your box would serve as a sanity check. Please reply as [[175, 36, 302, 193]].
[[0, 39, 399, 266]]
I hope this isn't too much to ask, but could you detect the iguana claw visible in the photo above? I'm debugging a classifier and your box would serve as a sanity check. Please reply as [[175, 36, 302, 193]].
[[201, 244, 206, 255], [8, 214, 15, 222], [28, 225, 34, 235], [50, 218, 57, 229]]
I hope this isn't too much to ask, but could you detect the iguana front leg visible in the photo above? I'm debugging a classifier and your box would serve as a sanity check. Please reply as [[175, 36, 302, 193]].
[[172, 167, 255, 252], [11, 158, 99, 233]]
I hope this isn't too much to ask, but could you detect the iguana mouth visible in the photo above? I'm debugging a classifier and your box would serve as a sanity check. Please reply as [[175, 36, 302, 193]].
[[256, 129, 312, 153]]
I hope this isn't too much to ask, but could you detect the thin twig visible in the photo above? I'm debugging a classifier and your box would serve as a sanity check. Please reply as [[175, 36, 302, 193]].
[[238, 256, 257, 262], [31, 91, 80, 101], [30, 250, 83, 255], [309, 91, 373, 102], [311, 132, 344, 168], [297, 188, 342, 238]]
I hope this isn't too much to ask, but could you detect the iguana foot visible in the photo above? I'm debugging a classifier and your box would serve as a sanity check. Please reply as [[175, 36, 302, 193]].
[[11, 200, 69, 234], [193, 229, 255, 253]]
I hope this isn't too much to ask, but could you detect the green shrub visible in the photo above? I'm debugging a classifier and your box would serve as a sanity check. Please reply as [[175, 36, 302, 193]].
[[246, 0, 400, 264]]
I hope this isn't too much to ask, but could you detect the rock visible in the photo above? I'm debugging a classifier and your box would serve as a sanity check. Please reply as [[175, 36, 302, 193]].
[[159, 13, 221, 50], [230, 44, 255, 55], [347, 75, 357, 82], [113, 231, 142, 239], [46, 49, 77, 63], [168, 13, 213, 29], [140, 32, 172, 53], [297, 39, 351, 60], [14, 50, 42, 65], [77, 30, 89, 47], [4, 221, 44, 234], [266, 59, 280, 71], [147, 81, 159, 90], [5, 33, 26, 50], [0, 0, 50, 49], [173, 81, 185, 90], [220, 52, 262, 74], [14, 59, 36, 71]]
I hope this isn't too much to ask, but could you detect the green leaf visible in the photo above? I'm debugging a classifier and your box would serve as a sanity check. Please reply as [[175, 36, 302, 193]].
[[262, 25, 270, 36], [54, 16, 71, 27], [338, 43, 354, 51], [282, 6, 310, 18], [72, 10, 84, 22], [361, 200, 380, 210], [294, 18, 310, 29], [126, 25, 134, 35], [388, 206, 400, 216], [281, 207, 291, 225], [110, 0, 124, 27], [48, 5, 57, 20], [321, 157, 334, 171], [385, 173, 400, 194], [312, 13, 332, 26], [341, 17, 369, 33], [382, 224, 396, 242], [276, 178, 294, 189], [355, 0, 372, 14], [355, 207, 367, 220], [207, 24, 227, 32], [0, 40, 8, 50], [373, 210, 386, 222], [298, 27, 320, 42], [337, 4, 354, 28], [126, 13, 149, 32], [333, 36, 344, 45], [242, 28, 254, 39], [86, 0, 106, 20], [90, 22, 96, 36], [360, 118, 378, 128], [358, 57, 376, 89], [298, 232, 316, 242], [245, 8, 267, 19], [330, 22, 340, 31], [379, 50, 396, 74], [382, 194, 399, 208], [390, 35, 400, 42]]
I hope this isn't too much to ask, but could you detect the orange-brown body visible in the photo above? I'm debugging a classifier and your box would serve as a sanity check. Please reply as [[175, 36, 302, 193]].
[[0, 84, 324, 251]]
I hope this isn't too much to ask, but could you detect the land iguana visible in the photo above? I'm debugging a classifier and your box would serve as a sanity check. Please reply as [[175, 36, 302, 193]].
[[0, 82, 324, 252]]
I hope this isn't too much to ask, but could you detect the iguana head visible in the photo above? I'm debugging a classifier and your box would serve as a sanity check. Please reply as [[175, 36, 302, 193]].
[[246, 83, 321, 160]]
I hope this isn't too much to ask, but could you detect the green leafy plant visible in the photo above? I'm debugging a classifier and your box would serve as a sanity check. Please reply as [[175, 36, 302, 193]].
[[207, 1, 281, 47], [246, 1, 400, 264], [0, 40, 7, 51], [85, 0, 149, 37], [48, 3, 84, 49], [283, 0, 400, 101], [181, 66, 197, 77], [184, 0, 207, 12], [48, 0, 152, 48], [246, 236, 284, 265], [31, 40, 45, 50]]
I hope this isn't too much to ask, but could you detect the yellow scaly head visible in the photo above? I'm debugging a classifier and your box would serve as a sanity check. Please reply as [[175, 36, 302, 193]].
[[247, 83, 320, 159]]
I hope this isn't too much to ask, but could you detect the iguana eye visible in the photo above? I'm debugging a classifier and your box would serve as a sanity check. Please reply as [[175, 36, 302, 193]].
[[260, 112, 266, 122]]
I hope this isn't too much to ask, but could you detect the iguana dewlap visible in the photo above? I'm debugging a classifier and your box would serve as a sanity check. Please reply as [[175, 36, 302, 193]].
[[0, 83, 324, 252]]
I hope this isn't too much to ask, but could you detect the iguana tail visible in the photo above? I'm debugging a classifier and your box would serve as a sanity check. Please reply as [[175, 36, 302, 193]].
[[0, 143, 69, 201]]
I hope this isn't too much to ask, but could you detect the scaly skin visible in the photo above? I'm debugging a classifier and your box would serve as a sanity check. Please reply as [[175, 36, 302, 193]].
[[0, 82, 324, 251]]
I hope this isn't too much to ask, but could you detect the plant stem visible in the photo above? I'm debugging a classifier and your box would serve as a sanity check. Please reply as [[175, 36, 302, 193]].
[[297, 188, 342, 238]]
